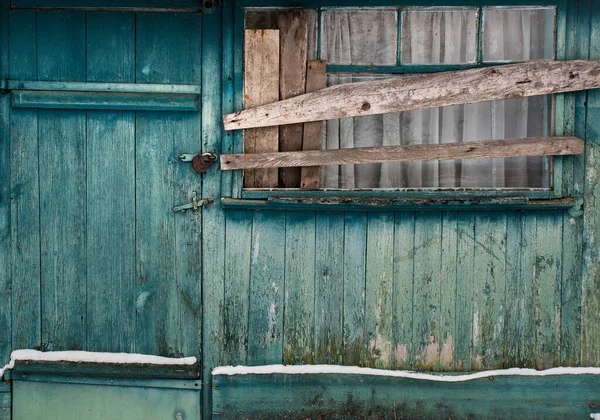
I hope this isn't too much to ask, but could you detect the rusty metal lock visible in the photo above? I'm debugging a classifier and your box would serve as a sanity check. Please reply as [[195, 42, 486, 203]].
[[192, 153, 216, 173]]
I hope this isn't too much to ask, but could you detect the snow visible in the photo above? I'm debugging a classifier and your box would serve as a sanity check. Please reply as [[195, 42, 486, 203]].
[[212, 364, 600, 382], [591, 414, 600, 420], [0, 349, 197, 379]]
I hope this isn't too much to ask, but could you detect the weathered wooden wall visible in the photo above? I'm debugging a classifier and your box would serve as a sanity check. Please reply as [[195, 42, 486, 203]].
[[1, 0, 600, 419]]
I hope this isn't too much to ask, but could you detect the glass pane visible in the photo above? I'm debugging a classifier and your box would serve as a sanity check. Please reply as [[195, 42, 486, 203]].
[[401, 9, 478, 64], [322, 74, 552, 189], [483, 7, 556, 62], [245, 8, 318, 60], [320, 9, 398, 65]]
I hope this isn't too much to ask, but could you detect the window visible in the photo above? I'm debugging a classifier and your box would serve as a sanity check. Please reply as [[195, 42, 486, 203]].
[[239, 5, 560, 192]]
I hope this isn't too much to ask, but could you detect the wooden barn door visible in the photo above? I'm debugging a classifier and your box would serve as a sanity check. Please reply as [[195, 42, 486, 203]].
[[8, 10, 203, 358]]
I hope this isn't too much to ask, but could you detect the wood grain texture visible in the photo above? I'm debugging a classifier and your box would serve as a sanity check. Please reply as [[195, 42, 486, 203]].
[[247, 211, 285, 365], [342, 213, 367, 366], [85, 12, 135, 353], [314, 213, 344, 364], [301, 60, 327, 189], [0, 0, 9, 365], [283, 212, 316, 364], [134, 12, 202, 357], [278, 10, 308, 188], [224, 60, 600, 130], [38, 11, 87, 351], [221, 137, 584, 170], [9, 9, 40, 352], [243, 30, 279, 188]]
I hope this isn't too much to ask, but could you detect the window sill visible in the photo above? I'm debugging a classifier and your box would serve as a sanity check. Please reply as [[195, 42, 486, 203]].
[[222, 197, 580, 212]]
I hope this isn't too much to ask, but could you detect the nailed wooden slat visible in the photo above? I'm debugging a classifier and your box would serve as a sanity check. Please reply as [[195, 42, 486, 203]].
[[221, 137, 584, 170], [244, 29, 279, 187], [278, 10, 308, 188], [301, 60, 327, 189], [224, 60, 600, 130]]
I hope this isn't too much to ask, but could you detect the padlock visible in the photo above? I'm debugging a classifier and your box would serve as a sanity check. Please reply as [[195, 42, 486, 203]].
[[192, 153, 216, 173]]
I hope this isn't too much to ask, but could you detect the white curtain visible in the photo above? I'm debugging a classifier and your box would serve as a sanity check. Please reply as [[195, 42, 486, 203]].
[[321, 9, 552, 189]]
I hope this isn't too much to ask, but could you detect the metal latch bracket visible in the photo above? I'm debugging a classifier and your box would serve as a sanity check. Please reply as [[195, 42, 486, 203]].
[[173, 191, 213, 214]]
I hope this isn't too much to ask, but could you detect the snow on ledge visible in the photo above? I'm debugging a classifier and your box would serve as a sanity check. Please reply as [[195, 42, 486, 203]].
[[212, 364, 600, 382], [1, 350, 197, 378]]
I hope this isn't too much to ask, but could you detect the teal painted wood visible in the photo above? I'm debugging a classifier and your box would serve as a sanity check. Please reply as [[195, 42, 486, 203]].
[[37, 10, 87, 350], [201, 8, 225, 419], [12, 90, 200, 111], [134, 12, 202, 357], [534, 213, 563, 369], [391, 212, 414, 370], [472, 212, 507, 370], [212, 372, 600, 419], [561, 0, 590, 366], [581, 1, 600, 366], [283, 212, 316, 364], [8, 9, 40, 352], [8, 81, 201, 94], [439, 211, 458, 370], [247, 210, 285, 365], [517, 213, 538, 368], [11, 0, 202, 8], [222, 210, 252, 365], [364, 212, 394, 369], [0, 0, 9, 374], [412, 213, 442, 370], [313, 213, 344, 364], [341, 212, 367, 366], [0, 390, 9, 420], [504, 212, 523, 366], [454, 213, 475, 371], [12, 375, 201, 420], [85, 11, 135, 353]]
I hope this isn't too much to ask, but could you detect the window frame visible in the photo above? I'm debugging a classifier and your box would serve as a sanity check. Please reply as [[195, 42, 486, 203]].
[[227, 0, 570, 203]]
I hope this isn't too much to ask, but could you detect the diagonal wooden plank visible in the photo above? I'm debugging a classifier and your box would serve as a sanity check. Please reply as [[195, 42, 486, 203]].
[[221, 137, 584, 170], [243, 29, 279, 188], [224, 60, 600, 130]]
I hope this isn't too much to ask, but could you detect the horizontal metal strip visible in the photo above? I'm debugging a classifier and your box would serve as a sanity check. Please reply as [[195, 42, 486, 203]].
[[12, 90, 200, 111], [8, 80, 201, 95], [220, 137, 584, 170]]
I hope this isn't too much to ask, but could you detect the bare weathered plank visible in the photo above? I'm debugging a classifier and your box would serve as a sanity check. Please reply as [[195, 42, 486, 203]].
[[278, 10, 308, 188], [221, 137, 584, 170], [224, 60, 600, 130], [244, 29, 279, 188], [300, 60, 327, 189]]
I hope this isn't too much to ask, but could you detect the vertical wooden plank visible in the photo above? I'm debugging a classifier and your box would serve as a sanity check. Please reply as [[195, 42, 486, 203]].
[[202, 7, 225, 417], [455, 213, 475, 371], [222, 210, 252, 366], [86, 12, 135, 353], [313, 212, 344, 364], [412, 213, 442, 370], [300, 60, 327, 189], [391, 212, 414, 370], [243, 30, 279, 188], [534, 213, 562, 369], [0, 0, 10, 363], [561, 0, 589, 366], [37, 10, 87, 350], [135, 12, 202, 356], [247, 211, 285, 365], [342, 212, 367, 366], [278, 10, 308, 188], [504, 212, 523, 367], [471, 212, 507, 370], [439, 212, 457, 370], [364, 213, 394, 369], [283, 212, 316, 364], [9, 9, 40, 351], [581, 0, 600, 365], [517, 214, 538, 368]]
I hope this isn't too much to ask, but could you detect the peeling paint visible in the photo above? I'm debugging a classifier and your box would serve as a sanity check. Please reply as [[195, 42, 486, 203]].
[[440, 336, 454, 368]]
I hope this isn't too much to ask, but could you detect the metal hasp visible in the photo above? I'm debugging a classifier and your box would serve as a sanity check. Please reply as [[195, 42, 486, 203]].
[[173, 191, 212, 214], [179, 152, 217, 173]]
